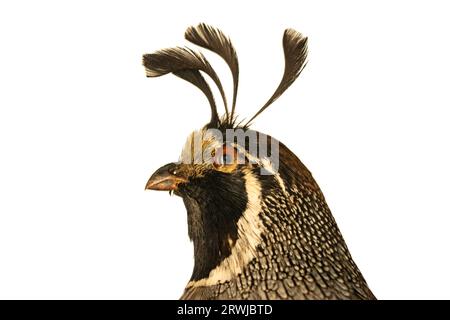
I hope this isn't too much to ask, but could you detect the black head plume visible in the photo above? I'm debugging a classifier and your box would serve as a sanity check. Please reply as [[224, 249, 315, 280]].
[[143, 24, 308, 129], [143, 47, 226, 127], [185, 23, 239, 124], [245, 29, 308, 126]]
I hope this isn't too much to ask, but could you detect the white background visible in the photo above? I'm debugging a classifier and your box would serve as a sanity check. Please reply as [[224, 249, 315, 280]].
[[1, 0, 449, 299]]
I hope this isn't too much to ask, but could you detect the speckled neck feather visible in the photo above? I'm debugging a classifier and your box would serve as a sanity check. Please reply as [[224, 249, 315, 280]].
[[180, 141, 375, 300]]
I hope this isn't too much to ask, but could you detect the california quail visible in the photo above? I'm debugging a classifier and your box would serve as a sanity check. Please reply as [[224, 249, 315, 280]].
[[143, 23, 376, 300]]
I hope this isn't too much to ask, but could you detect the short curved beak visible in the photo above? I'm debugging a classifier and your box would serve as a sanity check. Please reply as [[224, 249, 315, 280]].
[[145, 162, 188, 191]]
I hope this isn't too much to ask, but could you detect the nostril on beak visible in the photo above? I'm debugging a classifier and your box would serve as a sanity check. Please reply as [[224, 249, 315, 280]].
[[145, 162, 187, 191]]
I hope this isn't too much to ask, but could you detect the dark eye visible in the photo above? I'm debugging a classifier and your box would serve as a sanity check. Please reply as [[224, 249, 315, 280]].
[[213, 144, 238, 168], [222, 153, 233, 164]]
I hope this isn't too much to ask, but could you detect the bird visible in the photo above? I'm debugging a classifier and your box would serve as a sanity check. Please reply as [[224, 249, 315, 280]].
[[142, 23, 376, 300]]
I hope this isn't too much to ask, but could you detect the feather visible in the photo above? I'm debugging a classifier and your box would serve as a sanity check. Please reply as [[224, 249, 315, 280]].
[[173, 69, 219, 126], [143, 47, 222, 126], [185, 23, 239, 123], [245, 29, 308, 126]]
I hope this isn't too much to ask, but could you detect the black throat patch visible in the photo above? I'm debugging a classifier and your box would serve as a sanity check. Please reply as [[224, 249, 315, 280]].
[[179, 170, 248, 281]]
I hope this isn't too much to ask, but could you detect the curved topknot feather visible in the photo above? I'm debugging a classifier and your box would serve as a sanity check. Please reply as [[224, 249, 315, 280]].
[[185, 23, 239, 123], [143, 47, 224, 126], [245, 29, 308, 126]]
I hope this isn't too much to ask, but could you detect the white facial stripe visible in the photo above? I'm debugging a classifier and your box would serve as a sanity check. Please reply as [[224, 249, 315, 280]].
[[180, 128, 222, 164], [179, 128, 279, 175], [274, 172, 287, 194], [186, 168, 265, 288]]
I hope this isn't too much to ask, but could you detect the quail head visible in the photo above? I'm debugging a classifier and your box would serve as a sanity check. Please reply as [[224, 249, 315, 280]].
[[143, 23, 376, 300]]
